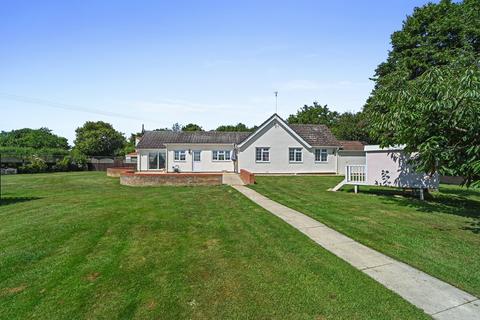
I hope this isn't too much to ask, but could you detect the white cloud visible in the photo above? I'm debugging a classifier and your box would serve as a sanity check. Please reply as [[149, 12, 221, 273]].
[[279, 79, 371, 92]]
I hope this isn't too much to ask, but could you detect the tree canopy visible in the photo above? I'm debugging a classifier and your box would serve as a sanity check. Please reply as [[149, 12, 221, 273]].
[[331, 112, 372, 143], [373, 0, 480, 81], [74, 121, 126, 157], [182, 123, 203, 131], [366, 0, 480, 187], [0, 128, 69, 150], [287, 102, 339, 127], [287, 102, 373, 143], [216, 123, 253, 132], [171, 123, 182, 132]]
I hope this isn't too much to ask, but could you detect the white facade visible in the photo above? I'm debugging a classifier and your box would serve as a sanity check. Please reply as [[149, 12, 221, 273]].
[[136, 115, 362, 175], [364, 146, 439, 189], [165, 144, 235, 173], [138, 149, 166, 172], [137, 145, 235, 172], [237, 119, 337, 174], [337, 150, 366, 175]]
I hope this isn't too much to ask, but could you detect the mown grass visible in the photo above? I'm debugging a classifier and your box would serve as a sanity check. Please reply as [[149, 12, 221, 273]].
[[0, 172, 427, 319], [251, 175, 480, 297]]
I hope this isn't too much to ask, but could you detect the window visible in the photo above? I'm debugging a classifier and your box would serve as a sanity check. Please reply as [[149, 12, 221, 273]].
[[174, 150, 186, 161], [315, 148, 328, 162], [193, 150, 201, 162], [212, 150, 231, 161], [289, 148, 302, 162], [149, 152, 158, 169], [148, 151, 166, 169], [255, 147, 270, 162]]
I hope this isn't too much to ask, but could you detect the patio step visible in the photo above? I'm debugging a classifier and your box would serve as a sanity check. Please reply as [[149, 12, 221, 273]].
[[330, 178, 346, 192], [222, 173, 245, 186]]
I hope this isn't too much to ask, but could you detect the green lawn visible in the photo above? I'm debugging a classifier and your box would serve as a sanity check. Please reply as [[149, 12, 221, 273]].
[[250, 176, 480, 297], [0, 172, 427, 319]]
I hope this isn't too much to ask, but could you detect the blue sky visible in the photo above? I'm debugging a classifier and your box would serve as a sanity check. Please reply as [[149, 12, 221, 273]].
[[0, 0, 431, 143]]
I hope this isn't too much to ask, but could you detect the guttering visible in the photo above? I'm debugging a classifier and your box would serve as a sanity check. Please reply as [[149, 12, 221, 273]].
[[364, 144, 406, 152]]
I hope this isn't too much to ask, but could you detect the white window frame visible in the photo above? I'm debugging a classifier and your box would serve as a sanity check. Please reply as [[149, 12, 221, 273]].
[[255, 147, 270, 163], [148, 151, 166, 170], [315, 148, 328, 162], [148, 152, 159, 170], [212, 150, 231, 161], [289, 148, 303, 163], [174, 150, 186, 161], [193, 150, 201, 162]]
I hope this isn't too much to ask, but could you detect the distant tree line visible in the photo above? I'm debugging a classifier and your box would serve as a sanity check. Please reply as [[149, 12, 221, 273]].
[[0, 119, 257, 174]]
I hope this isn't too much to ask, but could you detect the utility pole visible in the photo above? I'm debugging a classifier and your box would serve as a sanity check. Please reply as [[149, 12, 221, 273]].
[[274, 91, 278, 114]]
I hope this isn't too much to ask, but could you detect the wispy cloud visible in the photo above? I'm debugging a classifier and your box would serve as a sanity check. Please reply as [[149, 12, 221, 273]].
[[202, 44, 289, 69], [279, 79, 371, 92], [129, 98, 253, 116]]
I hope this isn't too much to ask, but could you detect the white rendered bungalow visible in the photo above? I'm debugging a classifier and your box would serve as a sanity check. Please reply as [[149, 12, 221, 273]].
[[135, 113, 438, 195], [135, 114, 351, 174]]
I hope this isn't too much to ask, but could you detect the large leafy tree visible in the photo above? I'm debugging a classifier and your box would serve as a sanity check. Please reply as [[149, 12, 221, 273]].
[[287, 103, 373, 142], [366, 0, 480, 187], [287, 102, 339, 127], [0, 128, 69, 150], [331, 112, 372, 143], [74, 121, 126, 156]]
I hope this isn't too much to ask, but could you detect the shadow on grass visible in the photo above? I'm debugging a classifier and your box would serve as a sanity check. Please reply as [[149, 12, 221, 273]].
[[0, 196, 42, 206], [348, 186, 480, 234]]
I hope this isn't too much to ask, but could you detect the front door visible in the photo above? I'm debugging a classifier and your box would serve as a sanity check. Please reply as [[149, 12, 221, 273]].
[[192, 150, 201, 171]]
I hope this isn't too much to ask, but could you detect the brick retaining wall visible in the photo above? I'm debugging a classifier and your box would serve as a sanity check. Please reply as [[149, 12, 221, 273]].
[[240, 169, 255, 185], [107, 167, 136, 177], [120, 172, 223, 186]]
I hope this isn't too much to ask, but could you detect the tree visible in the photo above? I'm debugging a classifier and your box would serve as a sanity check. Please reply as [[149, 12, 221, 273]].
[[331, 112, 372, 143], [287, 102, 374, 142], [366, 0, 480, 187], [373, 0, 480, 81], [74, 121, 126, 156], [0, 128, 69, 150], [171, 123, 182, 132], [216, 123, 252, 132], [369, 63, 480, 187], [287, 102, 339, 127], [182, 123, 203, 131]]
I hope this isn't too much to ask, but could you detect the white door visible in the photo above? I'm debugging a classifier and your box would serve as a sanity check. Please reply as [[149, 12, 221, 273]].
[[192, 150, 201, 171]]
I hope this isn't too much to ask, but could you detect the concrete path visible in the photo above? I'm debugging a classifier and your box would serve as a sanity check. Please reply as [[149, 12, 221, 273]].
[[233, 185, 480, 319], [222, 173, 245, 186]]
